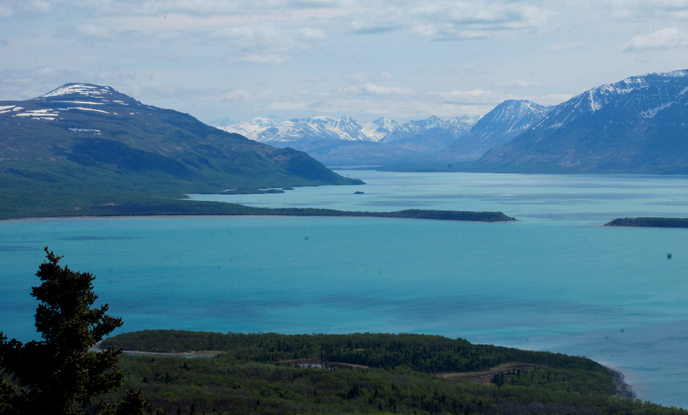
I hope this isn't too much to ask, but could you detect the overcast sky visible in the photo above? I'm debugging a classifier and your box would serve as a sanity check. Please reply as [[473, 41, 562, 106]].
[[1, 0, 688, 123]]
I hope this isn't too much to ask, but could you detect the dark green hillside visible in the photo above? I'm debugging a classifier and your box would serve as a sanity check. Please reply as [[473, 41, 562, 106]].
[[100, 331, 607, 375], [97, 330, 685, 414], [0, 83, 362, 218]]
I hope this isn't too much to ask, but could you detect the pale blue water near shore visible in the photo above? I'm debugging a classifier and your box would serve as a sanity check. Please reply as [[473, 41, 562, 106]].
[[3, 171, 688, 407]]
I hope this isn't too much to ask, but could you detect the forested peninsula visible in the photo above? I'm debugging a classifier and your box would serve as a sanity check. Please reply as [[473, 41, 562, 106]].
[[97, 330, 684, 415], [605, 217, 688, 228], [8, 199, 514, 223], [88, 201, 514, 222]]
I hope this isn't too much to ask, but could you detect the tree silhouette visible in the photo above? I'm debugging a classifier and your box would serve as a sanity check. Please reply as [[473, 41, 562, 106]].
[[0, 247, 148, 415]]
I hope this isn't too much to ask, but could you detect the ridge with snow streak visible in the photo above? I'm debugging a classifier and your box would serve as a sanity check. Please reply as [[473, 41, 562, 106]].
[[436, 100, 550, 161], [479, 70, 688, 173]]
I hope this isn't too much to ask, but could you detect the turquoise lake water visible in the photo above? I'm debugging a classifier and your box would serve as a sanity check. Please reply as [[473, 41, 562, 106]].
[[3, 171, 688, 407]]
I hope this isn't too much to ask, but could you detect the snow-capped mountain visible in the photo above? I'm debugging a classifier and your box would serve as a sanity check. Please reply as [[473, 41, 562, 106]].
[[533, 69, 688, 130], [0, 82, 360, 194], [0, 83, 148, 122], [361, 117, 401, 141], [216, 115, 478, 155], [379, 116, 478, 153], [480, 70, 688, 173], [436, 100, 550, 160], [40, 83, 137, 103], [217, 116, 370, 145]]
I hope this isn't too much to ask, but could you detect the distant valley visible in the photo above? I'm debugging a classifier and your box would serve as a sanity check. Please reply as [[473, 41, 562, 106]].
[[216, 69, 688, 174], [214, 100, 551, 166]]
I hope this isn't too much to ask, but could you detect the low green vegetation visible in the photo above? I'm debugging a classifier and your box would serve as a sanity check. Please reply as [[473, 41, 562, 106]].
[[101, 331, 603, 374], [605, 217, 688, 228], [99, 330, 687, 414]]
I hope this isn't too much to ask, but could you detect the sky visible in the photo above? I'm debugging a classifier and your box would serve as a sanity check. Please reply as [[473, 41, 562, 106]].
[[1, 0, 688, 124]]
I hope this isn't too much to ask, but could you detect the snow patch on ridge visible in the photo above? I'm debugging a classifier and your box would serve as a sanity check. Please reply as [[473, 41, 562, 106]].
[[69, 128, 101, 134], [43, 84, 112, 98], [14, 109, 59, 119], [640, 102, 673, 118], [58, 107, 109, 114], [54, 100, 106, 105]]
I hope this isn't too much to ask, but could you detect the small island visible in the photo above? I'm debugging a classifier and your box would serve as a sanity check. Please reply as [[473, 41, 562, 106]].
[[354, 191, 365, 194], [605, 217, 688, 228]]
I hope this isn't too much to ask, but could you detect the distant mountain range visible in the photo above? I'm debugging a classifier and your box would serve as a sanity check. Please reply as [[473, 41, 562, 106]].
[[0, 83, 361, 217], [216, 69, 688, 174], [214, 103, 548, 166], [213, 111, 544, 166], [215, 115, 479, 157], [479, 70, 688, 173]]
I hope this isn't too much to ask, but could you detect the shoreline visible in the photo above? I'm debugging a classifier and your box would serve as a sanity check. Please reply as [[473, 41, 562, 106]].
[[605, 366, 636, 399]]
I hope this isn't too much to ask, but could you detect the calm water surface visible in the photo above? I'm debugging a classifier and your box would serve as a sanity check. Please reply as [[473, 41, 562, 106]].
[[3, 171, 688, 407]]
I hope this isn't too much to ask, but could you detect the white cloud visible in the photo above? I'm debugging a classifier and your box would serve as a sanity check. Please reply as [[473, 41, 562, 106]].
[[68, 1, 357, 20], [213, 23, 282, 48], [351, 1, 553, 41], [95, 69, 137, 84], [298, 27, 326, 40], [437, 89, 502, 104], [409, 24, 488, 41], [346, 72, 369, 83], [545, 40, 589, 51], [605, 0, 688, 21], [622, 27, 688, 51], [221, 90, 259, 102], [23, 0, 52, 13], [232, 54, 292, 64], [493, 80, 543, 88], [0, 4, 13, 17], [0, 67, 85, 100], [213, 22, 325, 53], [153, 31, 184, 40], [362, 83, 413, 96], [300, 76, 327, 83], [77, 23, 115, 38], [531, 94, 574, 106]]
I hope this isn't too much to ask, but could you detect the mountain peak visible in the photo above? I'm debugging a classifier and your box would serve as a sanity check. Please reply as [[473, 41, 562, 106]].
[[35, 83, 141, 106], [40, 83, 115, 99], [435, 99, 550, 161], [479, 68, 688, 173], [664, 69, 688, 78]]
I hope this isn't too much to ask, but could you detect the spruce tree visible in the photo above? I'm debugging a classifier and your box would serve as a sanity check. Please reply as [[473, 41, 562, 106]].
[[0, 247, 148, 415]]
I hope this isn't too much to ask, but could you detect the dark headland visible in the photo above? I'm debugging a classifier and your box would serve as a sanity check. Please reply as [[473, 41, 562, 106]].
[[605, 217, 688, 228]]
